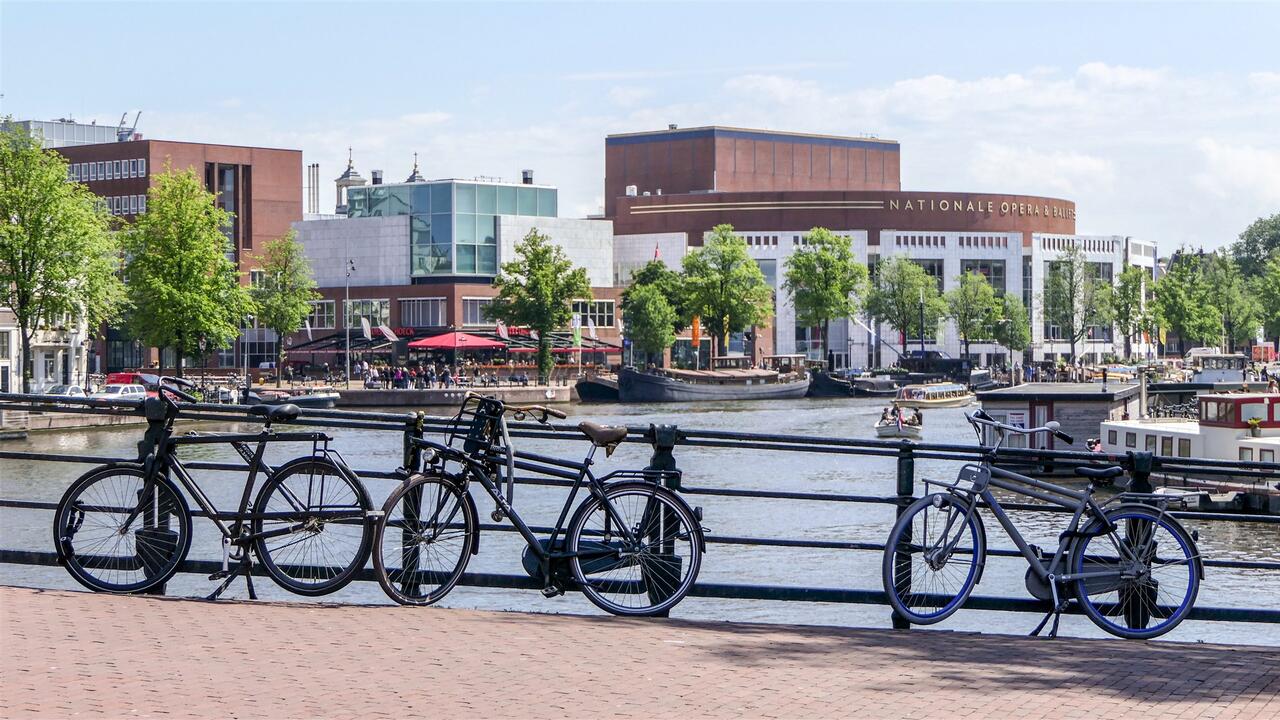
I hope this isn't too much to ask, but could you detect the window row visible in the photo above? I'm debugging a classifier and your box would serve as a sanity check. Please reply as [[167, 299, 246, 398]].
[[399, 298, 446, 328], [103, 195, 146, 216], [348, 182, 557, 219], [572, 300, 616, 329], [344, 299, 391, 328], [462, 298, 493, 326], [307, 300, 335, 330], [68, 158, 146, 183]]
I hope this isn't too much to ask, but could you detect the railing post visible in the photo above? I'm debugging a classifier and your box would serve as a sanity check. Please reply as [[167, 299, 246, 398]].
[[645, 423, 680, 617], [403, 412, 426, 473], [892, 441, 915, 630]]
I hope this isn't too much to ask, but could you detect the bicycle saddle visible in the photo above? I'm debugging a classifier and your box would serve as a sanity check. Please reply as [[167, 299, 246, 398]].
[[578, 421, 628, 449], [248, 404, 301, 423], [1074, 465, 1124, 483]]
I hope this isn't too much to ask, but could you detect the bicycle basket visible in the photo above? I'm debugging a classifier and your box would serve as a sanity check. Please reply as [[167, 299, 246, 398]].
[[445, 394, 507, 458]]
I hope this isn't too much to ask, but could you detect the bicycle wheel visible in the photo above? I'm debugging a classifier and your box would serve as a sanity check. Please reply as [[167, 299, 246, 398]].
[[1071, 504, 1200, 639], [252, 458, 373, 596], [567, 482, 703, 617], [54, 464, 192, 593], [882, 492, 985, 625], [373, 474, 475, 605]]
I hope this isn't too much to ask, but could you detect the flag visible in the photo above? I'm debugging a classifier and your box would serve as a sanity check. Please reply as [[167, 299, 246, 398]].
[[360, 317, 372, 341], [1158, 327, 1167, 345], [571, 314, 582, 347], [530, 329, 539, 341], [587, 316, 598, 340], [379, 324, 399, 342], [654, 242, 660, 260], [496, 320, 509, 340], [304, 317, 313, 342], [691, 315, 701, 348]]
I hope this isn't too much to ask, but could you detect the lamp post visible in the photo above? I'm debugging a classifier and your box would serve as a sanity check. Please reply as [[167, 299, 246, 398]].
[[345, 259, 356, 388], [242, 314, 254, 404], [918, 287, 927, 358]]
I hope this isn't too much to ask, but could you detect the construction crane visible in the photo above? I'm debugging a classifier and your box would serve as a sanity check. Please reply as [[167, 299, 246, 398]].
[[116, 111, 141, 142]]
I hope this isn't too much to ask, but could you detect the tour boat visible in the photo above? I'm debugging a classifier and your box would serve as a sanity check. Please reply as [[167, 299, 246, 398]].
[[891, 382, 975, 409], [1184, 349, 1250, 383], [617, 355, 810, 403], [874, 411, 922, 440]]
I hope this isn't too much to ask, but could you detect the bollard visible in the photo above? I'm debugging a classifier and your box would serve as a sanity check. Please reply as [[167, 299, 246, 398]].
[[891, 442, 915, 630], [644, 423, 681, 616]]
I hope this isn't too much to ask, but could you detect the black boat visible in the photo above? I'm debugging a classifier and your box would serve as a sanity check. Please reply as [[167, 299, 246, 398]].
[[617, 355, 810, 403], [852, 375, 902, 397], [807, 370, 856, 397], [575, 374, 620, 403]]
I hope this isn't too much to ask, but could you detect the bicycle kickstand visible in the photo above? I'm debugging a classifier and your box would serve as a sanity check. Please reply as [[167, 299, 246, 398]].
[[1029, 575, 1066, 639], [206, 547, 257, 601]]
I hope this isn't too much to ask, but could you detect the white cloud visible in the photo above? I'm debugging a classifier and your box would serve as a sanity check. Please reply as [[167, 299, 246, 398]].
[[608, 86, 655, 107], [1195, 138, 1280, 204], [970, 143, 1115, 198]]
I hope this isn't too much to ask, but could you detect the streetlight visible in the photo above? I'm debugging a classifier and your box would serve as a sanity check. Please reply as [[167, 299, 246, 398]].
[[242, 314, 255, 403], [345, 259, 356, 388]]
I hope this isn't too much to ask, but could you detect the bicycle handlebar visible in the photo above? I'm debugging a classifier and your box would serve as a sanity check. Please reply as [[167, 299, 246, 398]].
[[462, 391, 566, 422], [967, 409, 1074, 445], [157, 376, 200, 403]]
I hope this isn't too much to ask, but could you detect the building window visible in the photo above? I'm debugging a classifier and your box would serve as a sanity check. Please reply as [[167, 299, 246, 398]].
[[344, 299, 390, 328], [106, 339, 145, 371], [0, 332, 9, 360], [1240, 448, 1254, 462], [1125, 432, 1136, 448], [960, 259, 1006, 294], [249, 270, 265, 287], [571, 300, 615, 329], [911, 259, 944, 292], [1261, 449, 1275, 463], [129, 195, 137, 214], [399, 298, 446, 328], [307, 300, 335, 330], [139, 158, 146, 176], [115, 160, 123, 178], [139, 195, 146, 213], [1107, 429, 1117, 445], [462, 298, 493, 326], [1161, 436, 1173, 456], [1145, 435, 1157, 453], [1178, 438, 1191, 457]]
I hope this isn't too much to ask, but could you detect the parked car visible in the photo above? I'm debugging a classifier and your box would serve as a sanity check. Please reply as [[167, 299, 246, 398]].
[[90, 384, 147, 401], [44, 384, 86, 398]]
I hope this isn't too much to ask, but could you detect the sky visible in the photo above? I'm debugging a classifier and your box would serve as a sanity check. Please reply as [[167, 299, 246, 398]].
[[3, 1, 1278, 251]]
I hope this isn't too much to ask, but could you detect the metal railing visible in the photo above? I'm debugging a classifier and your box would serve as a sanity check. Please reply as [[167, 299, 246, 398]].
[[2, 391, 1279, 628]]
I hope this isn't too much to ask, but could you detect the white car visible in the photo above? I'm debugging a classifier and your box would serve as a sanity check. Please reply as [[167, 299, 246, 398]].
[[90, 384, 147, 400], [45, 384, 86, 398]]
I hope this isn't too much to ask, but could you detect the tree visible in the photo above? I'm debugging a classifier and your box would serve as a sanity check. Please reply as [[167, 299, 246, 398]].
[[0, 121, 124, 392], [992, 294, 1032, 363], [943, 271, 999, 361], [621, 284, 677, 366], [681, 225, 773, 356], [122, 166, 254, 378], [621, 259, 687, 335], [1203, 252, 1262, 353], [251, 230, 320, 387], [1254, 253, 1280, 349], [1152, 251, 1220, 356], [783, 227, 868, 364], [1112, 266, 1152, 361], [1042, 243, 1112, 363], [865, 257, 946, 356], [1231, 213, 1280, 278], [485, 228, 591, 383]]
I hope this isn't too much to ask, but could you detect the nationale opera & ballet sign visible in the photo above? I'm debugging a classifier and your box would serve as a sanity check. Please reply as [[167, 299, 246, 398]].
[[888, 197, 1076, 220]]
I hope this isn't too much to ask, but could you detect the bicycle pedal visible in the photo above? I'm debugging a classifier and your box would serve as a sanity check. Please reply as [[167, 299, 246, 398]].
[[208, 570, 229, 581], [540, 585, 563, 598]]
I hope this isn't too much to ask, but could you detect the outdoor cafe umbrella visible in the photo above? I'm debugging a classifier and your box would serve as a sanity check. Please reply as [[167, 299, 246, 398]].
[[406, 332, 507, 351]]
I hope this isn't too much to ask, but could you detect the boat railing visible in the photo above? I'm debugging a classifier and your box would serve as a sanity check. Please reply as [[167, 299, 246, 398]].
[[1, 391, 1278, 630]]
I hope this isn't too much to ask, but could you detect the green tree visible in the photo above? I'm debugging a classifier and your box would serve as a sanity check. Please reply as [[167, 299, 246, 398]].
[[1231, 213, 1280, 278], [0, 121, 124, 392], [1152, 251, 1220, 355], [621, 259, 687, 334], [1112, 266, 1152, 361], [944, 271, 999, 361], [1042, 243, 1112, 363], [1203, 252, 1262, 352], [122, 166, 254, 378], [485, 228, 591, 383], [992, 294, 1032, 362], [1254, 253, 1280, 349], [621, 284, 677, 366], [251, 230, 320, 387], [681, 225, 773, 356], [865, 257, 947, 356], [783, 227, 868, 364]]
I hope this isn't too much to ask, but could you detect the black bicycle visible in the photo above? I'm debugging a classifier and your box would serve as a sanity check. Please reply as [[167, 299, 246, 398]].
[[53, 377, 375, 599], [882, 408, 1202, 639], [372, 394, 705, 616]]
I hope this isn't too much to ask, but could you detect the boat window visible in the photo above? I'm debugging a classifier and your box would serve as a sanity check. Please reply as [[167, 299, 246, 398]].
[[1145, 435, 1157, 453], [1125, 432, 1136, 448], [1240, 448, 1254, 462], [1201, 401, 1218, 422], [1261, 449, 1275, 463], [1161, 436, 1173, 456], [1240, 402, 1268, 424], [1107, 429, 1117, 445], [1178, 438, 1191, 457]]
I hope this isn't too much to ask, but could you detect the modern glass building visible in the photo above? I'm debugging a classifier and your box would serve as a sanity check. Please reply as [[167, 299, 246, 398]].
[[345, 180, 557, 278]]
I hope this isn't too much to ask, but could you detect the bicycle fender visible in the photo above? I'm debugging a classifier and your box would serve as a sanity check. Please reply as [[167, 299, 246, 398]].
[[937, 491, 988, 587]]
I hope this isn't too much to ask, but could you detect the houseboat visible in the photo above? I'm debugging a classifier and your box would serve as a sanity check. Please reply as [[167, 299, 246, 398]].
[[892, 382, 975, 409], [617, 354, 810, 403]]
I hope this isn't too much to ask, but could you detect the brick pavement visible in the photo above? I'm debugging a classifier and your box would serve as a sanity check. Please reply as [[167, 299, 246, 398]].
[[1, 586, 1278, 719]]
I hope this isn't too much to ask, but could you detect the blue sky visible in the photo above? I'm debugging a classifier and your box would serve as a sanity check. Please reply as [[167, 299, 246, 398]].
[[3, 1, 1278, 250]]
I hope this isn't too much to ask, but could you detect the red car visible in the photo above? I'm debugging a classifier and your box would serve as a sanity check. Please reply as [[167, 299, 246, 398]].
[[105, 372, 161, 397]]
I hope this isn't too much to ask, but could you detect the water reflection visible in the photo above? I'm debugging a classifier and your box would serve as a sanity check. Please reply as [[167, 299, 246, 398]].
[[2, 397, 1277, 645]]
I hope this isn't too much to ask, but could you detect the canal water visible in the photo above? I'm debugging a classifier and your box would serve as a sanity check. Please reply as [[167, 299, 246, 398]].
[[2, 397, 1277, 645]]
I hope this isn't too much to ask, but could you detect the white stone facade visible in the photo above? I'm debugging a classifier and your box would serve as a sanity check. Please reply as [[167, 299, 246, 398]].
[[292, 215, 412, 288], [0, 307, 91, 392], [497, 216, 615, 287]]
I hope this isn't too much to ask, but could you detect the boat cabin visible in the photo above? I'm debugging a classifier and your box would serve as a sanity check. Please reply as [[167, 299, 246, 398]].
[[710, 356, 753, 371], [1186, 351, 1248, 383], [762, 354, 808, 374], [1100, 392, 1280, 463], [976, 382, 1138, 450]]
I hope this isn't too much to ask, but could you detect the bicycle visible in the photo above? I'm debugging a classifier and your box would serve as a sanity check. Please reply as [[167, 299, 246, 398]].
[[882, 408, 1203, 639], [53, 377, 376, 599], [372, 393, 705, 616]]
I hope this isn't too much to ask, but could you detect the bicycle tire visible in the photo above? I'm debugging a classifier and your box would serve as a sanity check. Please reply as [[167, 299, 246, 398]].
[[252, 458, 373, 596], [1071, 504, 1200, 639], [882, 492, 985, 625], [567, 482, 703, 617], [372, 474, 475, 606], [54, 463, 192, 594]]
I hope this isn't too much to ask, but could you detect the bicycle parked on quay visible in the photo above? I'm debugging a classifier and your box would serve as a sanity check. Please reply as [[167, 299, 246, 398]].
[[53, 377, 376, 599], [372, 393, 705, 616], [882, 409, 1203, 639]]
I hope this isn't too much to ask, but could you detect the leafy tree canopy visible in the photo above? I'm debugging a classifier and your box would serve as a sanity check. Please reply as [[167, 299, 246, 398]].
[[1112, 265, 1154, 360], [622, 283, 677, 362], [992, 294, 1032, 356], [1042, 243, 1112, 362], [865, 256, 947, 354], [251, 230, 320, 385], [681, 224, 773, 355], [783, 227, 868, 359], [621, 259, 687, 334], [1231, 213, 1280, 278], [944, 270, 1000, 360], [1152, 249, 1221, 355]]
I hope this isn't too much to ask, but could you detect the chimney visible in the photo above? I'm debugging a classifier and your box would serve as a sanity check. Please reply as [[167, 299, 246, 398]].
[[371, 169, 383, 185], [521, 169, 533, 185], [668, 124, 678, 130]]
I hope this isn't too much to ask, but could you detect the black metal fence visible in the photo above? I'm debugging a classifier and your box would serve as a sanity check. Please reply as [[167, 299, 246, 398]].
[[2, 391, 1279, 628]]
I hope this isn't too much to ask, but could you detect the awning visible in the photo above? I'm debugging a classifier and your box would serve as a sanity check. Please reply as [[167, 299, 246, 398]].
[[407, 332, 507, 350]]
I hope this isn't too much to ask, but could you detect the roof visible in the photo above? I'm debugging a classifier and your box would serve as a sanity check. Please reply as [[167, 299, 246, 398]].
[[977, 382, 1139, 402], [605, 126, 899, 149]]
